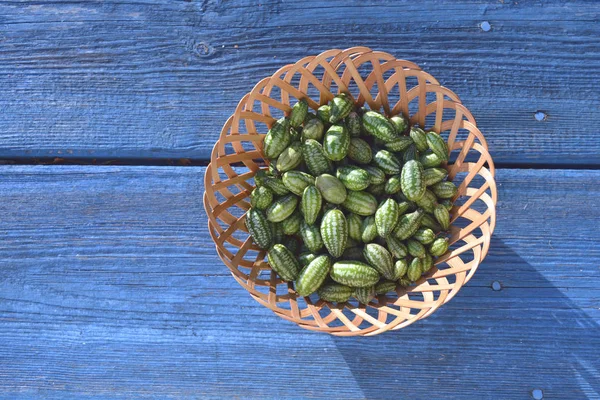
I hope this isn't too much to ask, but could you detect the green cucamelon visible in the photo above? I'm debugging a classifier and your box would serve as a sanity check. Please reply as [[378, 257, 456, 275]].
[[342, 190, 378, 216], [295, 255, 331, 296], [401, 160, 426, 201], [420, 151, 442, 168], [390, 114, 409, 134], [422, 253, 434, 273], [330, 261, 380, 287], [282, 170, 314, 196], [393, 209, 424, 240], [290, 99, 308, 128], [276, 141, 303, 172], [375, 280, 397, 295], [362, 165, 386, 185], [272, 222, 284, 243], [264, 117, 291, 159], [440, 198, 454, 211], [302, 116, 325, 141], [386, 236, 408, 259], [347, 138, 373, 164], [409, 126, 429, 152], [375, 198, 400, 238], [329, 93, 354, 123], [317, 104, 331, 123], [373, 149, 402, 175], [323, 124, 350, 161], [361, 215, 378, 243], [368, 182, 386, 196], [250, 186, 273, 210], [254, 169, 269, 187], [281, 211, 302, 235], [315, 174, 347, 204], [426, 131, 449, 162], [393, 259, 409, 280], [318, 282, 353, 302], [384, 174, 402, 194], [407, 257, 422, 281], [363, 243, 395, 280], [385, 136, 414, 152], [420, 213, 442, 232], [415, 189, 438, 213], [354, 285, 375, 304], [346, 111, 362, 138], [347, 213, 363, 241], [267, 244, 300, 281], [362, 111, 398, 142], [303, 139, 333, 176], [290, 127, 301, 142], [321, 209, 348, 258], [434, 204, 450, 230], [264, 176, 290, 195], [407, 239, 426, 258], [431, 181, 458, 199], [398, 277, 412, 287], [298, 252, 318, 267], [245, 209, 273, 249], [402, 144, 418, 163], [430, 237, 449, 257], [266, 194, 298, 222], [423, 167, 448, 186], [301, 185, 322, 225], [300, 221, 324, 253], [336, 166, 370, 191], [412, 228, 436, 245]]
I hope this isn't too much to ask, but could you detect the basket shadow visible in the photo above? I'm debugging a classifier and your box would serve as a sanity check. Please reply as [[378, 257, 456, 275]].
[[331, 237, 600, 399]]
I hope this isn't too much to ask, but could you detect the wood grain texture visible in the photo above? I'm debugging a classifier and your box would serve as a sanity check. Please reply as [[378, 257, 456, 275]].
[[0, 165, 598, 398], [0, 1, 598, 164]]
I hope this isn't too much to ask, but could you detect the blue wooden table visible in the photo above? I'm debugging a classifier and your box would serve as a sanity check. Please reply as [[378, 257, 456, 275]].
[[0, 1, 599, 399]]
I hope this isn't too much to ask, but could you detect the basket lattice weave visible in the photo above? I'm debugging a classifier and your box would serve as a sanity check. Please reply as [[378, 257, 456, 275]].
[[204, 47, 497, 336]]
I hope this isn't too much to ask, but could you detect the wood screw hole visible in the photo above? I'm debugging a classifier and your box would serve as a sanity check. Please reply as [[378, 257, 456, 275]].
[[480, 21, 491, 32], [532, 389, 543, 399]]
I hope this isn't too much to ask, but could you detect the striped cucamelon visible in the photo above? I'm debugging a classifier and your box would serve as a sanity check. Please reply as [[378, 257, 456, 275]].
[[407, 239, 426, 258], [346, 111, 362, 138], [354, 285, 375, 304], [361, 215, 378, 243], [315, 174, 347, 204], [300, 221, 324, 253], [423, 167, 448, 186], [267, 244, 300, 281], [264, 176, 290, 195], [373, 149, 402, 175], [245, 209, 273, 249], [281, 211, 303, 235], [298, 252, 318, 267], [329, 93, 354, 123], [398, 277, 412, 287], [362, 111, 398, 142], [342, 190, 378, 216], [303, 139, 333, 176], [363, 243, 395, 280], [276, 141, 303, 172], [407, 257, 422, 281], [386, 236, 408, 259], [362, 165, 386, 185], [321, 209, 348, 258], [394, 209, 424, 240], [254, 169, 269, 187], [431, 181, 458, 199], [402, 144, 418, 163], [422, 253, 434, 273], [301, 185, 322, 225], [385, 136, 413, 152], [426, 131, 449, 162], [430, 237, 449, 257], [401, 160, 426, 201], [266, 194, 298, 222], [302, 116, 324, 141], [347, 213, 363, 242], [295, 255, 331, 296], [390, 115, 409, 134], [412, 228, 436, 245], [336, 166, 370, 191], [384, 174, 402, 194], [375, 280, 397, 295], [434, 204, 450, 230], [409, 126, 429, 152], [282, 170, 314, 196], [318, 282, 353, 302], [272, 222, 284, 243], [317, 104, 331, 123], [347, 138, 373, 164], [420, 213, 442, 232], [415, 189, 438, 213], [290, 99, 308, 128], [264, 117, 291, 159], [393, 259, 409, 280], [323, 124, 350, 161], [440, 198, 454, 211], [250, 186, 273, 210], [330, 261, 380, 288], [368, 182, 386, 196], [375, 198, 400, 238], [420, 151, 442, 168]]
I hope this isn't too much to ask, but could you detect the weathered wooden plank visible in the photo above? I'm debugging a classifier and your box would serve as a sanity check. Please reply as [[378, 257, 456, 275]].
[[0, 166, 598, 398], [0, 1, 598, 164]]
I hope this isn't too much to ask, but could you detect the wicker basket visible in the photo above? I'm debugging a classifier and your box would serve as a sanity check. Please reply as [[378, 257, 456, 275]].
[[204, 47, 497, 336]]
